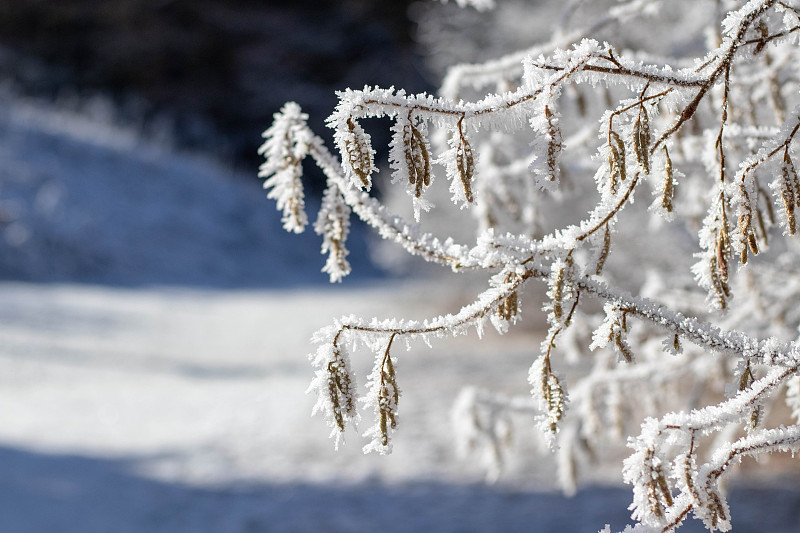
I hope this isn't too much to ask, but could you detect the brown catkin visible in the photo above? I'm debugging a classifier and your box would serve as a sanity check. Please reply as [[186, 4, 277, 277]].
[[544, 105, 561, 184], [748, 231, 759, 255], [716, 227, 729, 282], [781, 182, 796, 234], [609, 129, 626, 187], [738, 212, 751, 264], [709, 255, 729, 310], [552, 267, 564, 320], [662, 146, 674, 212], [345, 119, 373, 187], [633, 107, 651, 174], [455, 124, 475, 203], [755, 206, 769, 247], [784, 150, 800, 207], [328, 377, 344, 431], [595, 225, 612, 275], [405, 122, 431, 197]]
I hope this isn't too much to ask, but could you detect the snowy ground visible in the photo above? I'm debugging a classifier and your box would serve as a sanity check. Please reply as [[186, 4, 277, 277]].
[[2, 282, 799, 533], [0, 93, 798, 532]]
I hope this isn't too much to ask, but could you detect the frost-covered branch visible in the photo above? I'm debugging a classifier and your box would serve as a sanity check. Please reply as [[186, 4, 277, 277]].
[[261, 0, 800, 530]]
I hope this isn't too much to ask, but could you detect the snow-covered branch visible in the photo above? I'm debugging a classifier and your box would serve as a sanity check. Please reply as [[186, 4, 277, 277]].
[[260, 0, 800, 530]]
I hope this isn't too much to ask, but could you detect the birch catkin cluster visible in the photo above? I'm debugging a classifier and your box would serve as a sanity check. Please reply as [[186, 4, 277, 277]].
[[260, 1, 800, 531]]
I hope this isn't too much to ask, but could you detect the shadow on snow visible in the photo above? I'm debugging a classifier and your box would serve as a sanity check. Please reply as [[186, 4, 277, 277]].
[[1, 445, 799, 533], [0, 98, 384, 289]]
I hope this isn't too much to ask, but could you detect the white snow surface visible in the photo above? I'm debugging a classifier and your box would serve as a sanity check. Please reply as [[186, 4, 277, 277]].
[[0, 93, 798, 532]]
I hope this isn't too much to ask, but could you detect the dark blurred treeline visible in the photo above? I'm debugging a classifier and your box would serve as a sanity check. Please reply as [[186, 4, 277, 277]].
[[0, 0, 431, 172]]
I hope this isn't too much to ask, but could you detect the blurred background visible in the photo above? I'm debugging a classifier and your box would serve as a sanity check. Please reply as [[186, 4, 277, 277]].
[[0, 0, 431, 285], [0, 1, 798, 532], [0, 0, 427, 168]]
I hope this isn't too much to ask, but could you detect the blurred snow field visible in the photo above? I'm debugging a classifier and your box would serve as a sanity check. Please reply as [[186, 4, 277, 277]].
[[0, 91, 797, 532]]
